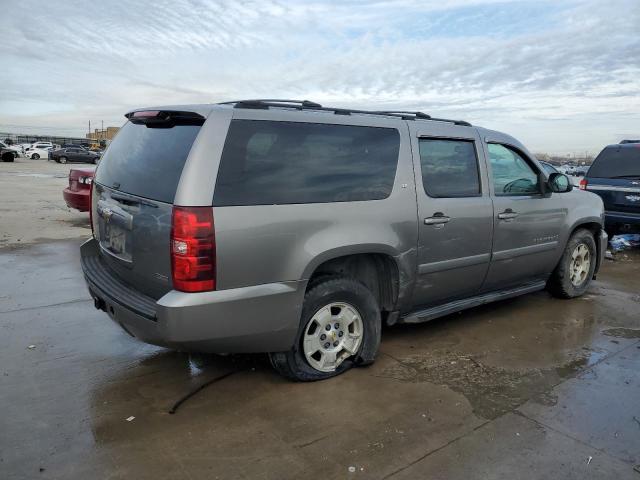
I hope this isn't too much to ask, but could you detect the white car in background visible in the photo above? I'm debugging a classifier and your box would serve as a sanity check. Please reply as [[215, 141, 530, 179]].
[[25, 146, 52, 159], [31, 141, 54, 149]]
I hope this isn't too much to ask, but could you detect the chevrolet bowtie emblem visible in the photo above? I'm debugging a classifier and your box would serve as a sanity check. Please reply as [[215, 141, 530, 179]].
[[102, 207, 113, 222]]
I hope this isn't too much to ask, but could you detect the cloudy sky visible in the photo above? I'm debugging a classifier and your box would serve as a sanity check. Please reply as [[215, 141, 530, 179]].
[[1, 0, 638, 154]]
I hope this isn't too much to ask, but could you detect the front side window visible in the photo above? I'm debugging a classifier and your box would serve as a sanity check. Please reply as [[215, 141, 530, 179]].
[[488, 143, 540, 195], [214, 120, 400, 206], [540, 162, 557, 174], [419, 138, 480, 197]]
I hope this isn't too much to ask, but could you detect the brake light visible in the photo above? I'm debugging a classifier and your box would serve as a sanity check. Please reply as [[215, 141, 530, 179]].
[[170, 206, 216, 292], [132, 110, 160, 118], [579, 178, 588, 190]]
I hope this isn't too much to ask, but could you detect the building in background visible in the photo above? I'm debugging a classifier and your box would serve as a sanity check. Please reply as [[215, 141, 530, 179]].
[[86, 126, 119, 146]]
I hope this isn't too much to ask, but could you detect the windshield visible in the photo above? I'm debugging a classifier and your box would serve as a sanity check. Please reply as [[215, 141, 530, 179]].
[[588, 146, 640, 178], [95, 120, 202, 203]]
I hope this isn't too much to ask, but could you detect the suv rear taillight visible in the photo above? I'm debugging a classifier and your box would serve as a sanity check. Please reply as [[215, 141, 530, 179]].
[[171, 206, 216, 292], [579, 178, 588, 190]]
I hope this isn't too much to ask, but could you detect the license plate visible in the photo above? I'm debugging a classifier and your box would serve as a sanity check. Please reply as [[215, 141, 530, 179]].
[[107, 226, 126, 255]]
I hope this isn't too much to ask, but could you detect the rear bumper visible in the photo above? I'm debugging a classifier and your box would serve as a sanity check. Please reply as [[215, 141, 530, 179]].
[[605, 211, 640, 232], [80, 239, 303, 353], [63, 188, 90, 211]]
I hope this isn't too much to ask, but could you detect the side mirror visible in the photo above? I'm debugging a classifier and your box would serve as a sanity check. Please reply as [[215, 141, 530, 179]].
[[548, 173, 573, 193]]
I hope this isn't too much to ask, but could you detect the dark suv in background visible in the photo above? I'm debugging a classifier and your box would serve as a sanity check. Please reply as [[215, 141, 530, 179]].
[[581, 141, 640, 236]]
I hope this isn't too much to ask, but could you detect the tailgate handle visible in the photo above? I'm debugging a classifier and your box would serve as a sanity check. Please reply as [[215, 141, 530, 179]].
[[111, 193, 158, 208], [424, 213, 451, 225], [498, 209, 519, 220]]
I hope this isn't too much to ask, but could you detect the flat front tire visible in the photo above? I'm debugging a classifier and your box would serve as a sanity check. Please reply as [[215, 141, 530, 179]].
[[548, 229, 597, 298], [269, 277, 381, 381]]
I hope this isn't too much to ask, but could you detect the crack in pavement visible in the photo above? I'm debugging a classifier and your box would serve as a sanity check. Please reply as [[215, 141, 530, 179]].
[[0, 297, 92, 314]]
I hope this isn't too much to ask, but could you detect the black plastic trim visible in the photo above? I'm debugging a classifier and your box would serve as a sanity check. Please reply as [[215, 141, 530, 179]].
[[82, 254, 157, 320]]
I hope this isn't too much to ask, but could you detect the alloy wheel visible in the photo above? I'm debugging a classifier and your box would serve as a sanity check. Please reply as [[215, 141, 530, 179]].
[[302, 302, 363, 372], [570, 243, 591, 286]]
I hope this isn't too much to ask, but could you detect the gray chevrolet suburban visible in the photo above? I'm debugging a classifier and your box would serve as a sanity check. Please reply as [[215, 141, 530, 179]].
[[81, 99, 607, 381]]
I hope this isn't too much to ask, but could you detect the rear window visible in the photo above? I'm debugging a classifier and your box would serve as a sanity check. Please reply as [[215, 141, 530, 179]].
[[214, 120, 400, 206], [588, 146, 640, 178], [95, 121, 201, 203]]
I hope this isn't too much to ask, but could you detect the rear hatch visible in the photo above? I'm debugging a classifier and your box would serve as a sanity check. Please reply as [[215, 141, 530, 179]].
[[585, 144, 640, 214], [93, 110, 206, 299]]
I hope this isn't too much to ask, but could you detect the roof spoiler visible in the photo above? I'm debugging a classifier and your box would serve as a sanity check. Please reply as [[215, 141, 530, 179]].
[[125, 110, 205, 127]]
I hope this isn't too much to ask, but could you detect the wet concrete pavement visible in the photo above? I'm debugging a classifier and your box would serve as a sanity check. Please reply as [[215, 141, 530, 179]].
[[1, 239, 639, 479]]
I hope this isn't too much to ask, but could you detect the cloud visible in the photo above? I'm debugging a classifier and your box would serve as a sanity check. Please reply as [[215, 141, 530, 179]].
[[0, 0, 638, 154]]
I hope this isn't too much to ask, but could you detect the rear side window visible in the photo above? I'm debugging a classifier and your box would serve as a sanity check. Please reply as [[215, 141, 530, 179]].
[[214, 120, 400, 206], [588, 146, 640, 178], [419, 138, 480, 197], [96, 121, 201, 203]]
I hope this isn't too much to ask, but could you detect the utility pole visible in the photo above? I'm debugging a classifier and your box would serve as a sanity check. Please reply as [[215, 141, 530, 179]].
[[88, 120, 91, 141], [101, 120, 104, 141]]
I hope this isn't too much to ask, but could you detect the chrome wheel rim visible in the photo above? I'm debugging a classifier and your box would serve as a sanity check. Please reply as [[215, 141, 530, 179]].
[[570, 243, 591, 286], [303, 302, 363, 373]]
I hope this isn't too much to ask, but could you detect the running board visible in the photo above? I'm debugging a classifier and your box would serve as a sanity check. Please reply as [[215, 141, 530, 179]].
[[401, 281, 547, 324]]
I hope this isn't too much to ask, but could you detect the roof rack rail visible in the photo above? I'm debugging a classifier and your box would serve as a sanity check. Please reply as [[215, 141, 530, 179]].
[[375, 110, 471, 126], [220, 99, 322, 109], [431, 117, 472, 127], [620, 139, 640, 144], [219, 99, 472, 126], [374, 110, 432, 120]]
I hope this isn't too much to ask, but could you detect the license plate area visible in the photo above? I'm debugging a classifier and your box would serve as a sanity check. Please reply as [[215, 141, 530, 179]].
[[96, 199, 134, 264], [100, 223, 132, 263]]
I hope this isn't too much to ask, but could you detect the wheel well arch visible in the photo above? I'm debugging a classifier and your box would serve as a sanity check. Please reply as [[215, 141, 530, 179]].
[[306, 253, 400, 315], [570, 221, 601, 238]]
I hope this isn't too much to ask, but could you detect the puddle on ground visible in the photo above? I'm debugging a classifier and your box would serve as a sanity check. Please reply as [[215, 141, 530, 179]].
[[380, 349, 605, 420], [0, 172, 67, 179], [602, 328, 640, 339]]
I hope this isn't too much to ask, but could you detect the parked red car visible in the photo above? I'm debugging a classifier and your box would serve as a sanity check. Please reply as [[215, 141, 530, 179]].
[[63, 167, 95, 211]]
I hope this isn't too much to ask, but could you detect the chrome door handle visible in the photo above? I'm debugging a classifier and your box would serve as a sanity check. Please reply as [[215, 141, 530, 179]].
[[424, 214, 451, 225], [498, 210, 519, 220]]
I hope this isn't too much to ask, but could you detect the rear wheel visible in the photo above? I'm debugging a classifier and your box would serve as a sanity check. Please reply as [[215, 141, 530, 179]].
[[269, 277, 381, 381], [2, 152, 14, 162], [548, 229, 597, 298], [59, 156, 67, 164]]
